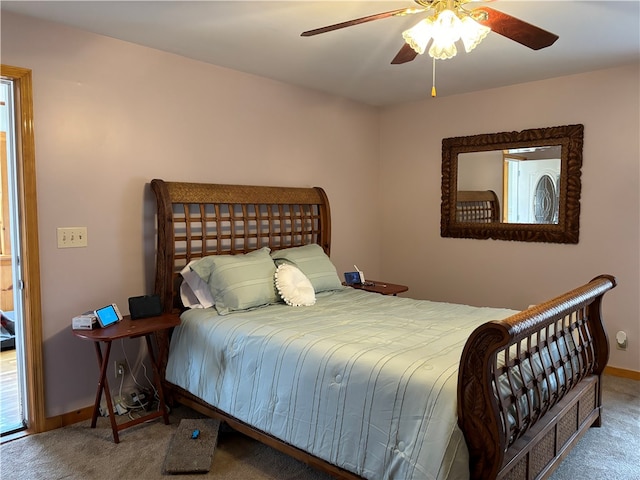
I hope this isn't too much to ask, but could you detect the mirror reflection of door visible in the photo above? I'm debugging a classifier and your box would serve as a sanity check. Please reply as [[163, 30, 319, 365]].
[[503, 154, 561, 224], [457, 145, 561, 224], [534, 175, 558, 223]]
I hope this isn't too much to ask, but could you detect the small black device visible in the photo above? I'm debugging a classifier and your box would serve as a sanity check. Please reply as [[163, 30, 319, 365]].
[[128, 294, 163, 320], [94, 303, 122, 328], [344, 271, 362, 285]]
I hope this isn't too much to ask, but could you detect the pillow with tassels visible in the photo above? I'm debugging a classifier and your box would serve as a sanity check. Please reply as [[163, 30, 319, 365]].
[[275, 264, 316, 307]]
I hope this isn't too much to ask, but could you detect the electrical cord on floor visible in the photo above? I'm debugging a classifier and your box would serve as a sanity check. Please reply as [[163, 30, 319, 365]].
[[120, 339, 152, 393], [117, 371, 124, 402], [140, 359, 159, 400], [128, 341, 160, 408], [116, 338, 161, 414], [119, 339, 159, 394]]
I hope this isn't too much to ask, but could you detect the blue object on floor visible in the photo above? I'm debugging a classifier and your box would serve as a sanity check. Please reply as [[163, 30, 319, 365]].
[[191, 429, 200, 439]]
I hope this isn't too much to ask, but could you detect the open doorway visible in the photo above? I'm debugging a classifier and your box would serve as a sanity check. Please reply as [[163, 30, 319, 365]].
[[1, 76, 27, 435], [1, 64, 45, 438]]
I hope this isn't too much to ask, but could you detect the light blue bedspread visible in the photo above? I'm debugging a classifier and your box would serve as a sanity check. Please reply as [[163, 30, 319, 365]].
[[166, 288, 516, 480]]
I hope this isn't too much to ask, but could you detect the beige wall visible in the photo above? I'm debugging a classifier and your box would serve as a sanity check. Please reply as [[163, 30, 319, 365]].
[[1, 12, 382, 416], [2, 11, 638, 418], [379, 64, 640, 372]]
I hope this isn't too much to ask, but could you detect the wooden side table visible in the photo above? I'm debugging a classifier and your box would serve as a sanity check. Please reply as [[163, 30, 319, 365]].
[[347, 280, 408, 296], [73, 312, 180, 443]]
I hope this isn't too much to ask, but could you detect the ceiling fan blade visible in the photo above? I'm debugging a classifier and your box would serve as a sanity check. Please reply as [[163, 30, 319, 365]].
[[391, 43, 419, 64], [474, 6, 559, 50], [301, 7, 424, 37]]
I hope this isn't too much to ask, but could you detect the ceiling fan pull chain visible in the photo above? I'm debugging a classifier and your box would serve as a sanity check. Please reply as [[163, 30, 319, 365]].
[[431, 57, 437, 97]]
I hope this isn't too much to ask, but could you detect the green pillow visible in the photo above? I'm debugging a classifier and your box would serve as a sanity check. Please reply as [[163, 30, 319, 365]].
[[194, 247, 278, 315], [271, 244, 343, 293]]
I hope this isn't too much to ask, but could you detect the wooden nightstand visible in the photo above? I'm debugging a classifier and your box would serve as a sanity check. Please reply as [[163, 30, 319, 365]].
[[347, 280, 408, 296], [73, 312, 180, 443]]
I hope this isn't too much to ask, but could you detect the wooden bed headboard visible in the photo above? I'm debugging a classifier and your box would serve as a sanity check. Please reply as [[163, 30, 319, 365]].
[[456, 190, 500, 223], [151, 179, 331, 313]]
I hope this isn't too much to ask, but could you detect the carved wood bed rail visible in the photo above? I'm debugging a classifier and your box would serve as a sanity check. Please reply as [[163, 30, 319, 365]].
[[459, 274, 616, 479], [150, 178, 616, 480]]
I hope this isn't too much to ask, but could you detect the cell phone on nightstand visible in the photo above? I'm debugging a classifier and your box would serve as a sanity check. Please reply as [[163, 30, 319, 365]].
[[94, 303, 123, 328], [344, 271, 362, 285]]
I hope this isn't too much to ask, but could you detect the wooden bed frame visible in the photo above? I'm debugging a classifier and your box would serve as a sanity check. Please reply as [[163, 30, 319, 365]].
[[457, 190, 500, 223], [151, 178, 616, 480]]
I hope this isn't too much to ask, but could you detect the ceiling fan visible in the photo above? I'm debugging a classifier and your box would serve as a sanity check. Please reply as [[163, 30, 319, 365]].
[[301, 0, 559, 65]]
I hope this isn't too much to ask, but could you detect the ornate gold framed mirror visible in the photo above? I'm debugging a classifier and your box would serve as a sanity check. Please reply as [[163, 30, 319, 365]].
[[441, 124, 584, 243]]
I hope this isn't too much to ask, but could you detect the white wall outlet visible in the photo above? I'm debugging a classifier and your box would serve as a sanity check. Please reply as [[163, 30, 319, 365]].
[[615, 331, 628, 350], [57, 227, 87, 248], [114, 361, 125, 378]]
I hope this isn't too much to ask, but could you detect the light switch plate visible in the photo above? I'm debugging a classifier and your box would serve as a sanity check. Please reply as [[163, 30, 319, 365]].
[[57, 227, 87, 248]]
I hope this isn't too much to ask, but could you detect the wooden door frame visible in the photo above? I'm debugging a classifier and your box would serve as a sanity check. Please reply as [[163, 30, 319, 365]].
[[1, 64, 45, 434]]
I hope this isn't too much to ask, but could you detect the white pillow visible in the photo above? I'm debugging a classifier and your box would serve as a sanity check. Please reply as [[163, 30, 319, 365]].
[[275, 264, 316, 307], [179, 260, 215, 309]]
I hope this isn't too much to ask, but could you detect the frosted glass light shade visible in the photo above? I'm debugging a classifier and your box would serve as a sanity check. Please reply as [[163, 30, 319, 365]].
[[401, 8, 491, 60], [429, 38, 457, 59], [460, 16, 491, 53], [402, 19, 434, 55], [429, 9, 461, 59]]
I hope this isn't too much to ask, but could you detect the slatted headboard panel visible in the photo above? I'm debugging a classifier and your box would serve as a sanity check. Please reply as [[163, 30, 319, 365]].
[[456, 190, 500, 223], [151, 179, 331, 313]]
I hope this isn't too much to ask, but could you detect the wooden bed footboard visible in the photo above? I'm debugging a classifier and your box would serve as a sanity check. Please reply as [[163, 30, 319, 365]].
[[458, 274, 616, 480]]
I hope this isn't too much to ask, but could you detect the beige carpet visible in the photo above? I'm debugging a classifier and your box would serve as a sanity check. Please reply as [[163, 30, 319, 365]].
[[1, 375, 638, 479], [0, 405, 329, 480]]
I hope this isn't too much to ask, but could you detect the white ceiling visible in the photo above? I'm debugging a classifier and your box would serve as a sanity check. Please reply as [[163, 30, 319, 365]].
[[2, 1, 639, 106]]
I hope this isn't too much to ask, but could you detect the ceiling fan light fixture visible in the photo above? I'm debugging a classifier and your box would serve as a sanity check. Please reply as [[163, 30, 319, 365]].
[[459, 15, 490, 53], [429, 9, 461, 59], [428, 37, 458, 60], [402, 7, 490, 60], [402, 18, 433, 55]]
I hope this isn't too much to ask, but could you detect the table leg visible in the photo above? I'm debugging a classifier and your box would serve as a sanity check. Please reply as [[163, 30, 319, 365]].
[[90, 340, 120, 443]]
